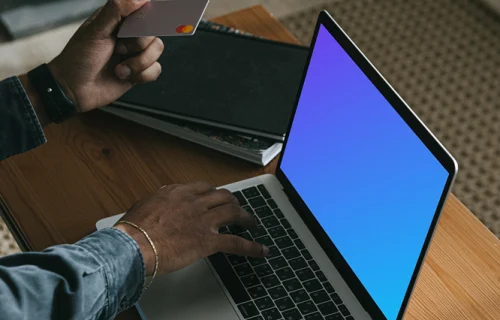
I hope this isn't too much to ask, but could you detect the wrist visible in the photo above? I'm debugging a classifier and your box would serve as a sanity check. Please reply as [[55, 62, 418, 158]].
[[114, 224, 155, 277], [18, 74, 51, 126], [48, 60, 79, 112]]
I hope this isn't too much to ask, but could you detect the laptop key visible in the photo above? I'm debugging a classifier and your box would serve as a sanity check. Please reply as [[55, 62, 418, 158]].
[[282, 247, 301, 259], [323, 282, 335, 293], [249, 317, 264, 320], [297, 300, 317, 315], [274, 209, 285, 219], [241, 274, 260, 288], [311, 290, 330, 304], [250, 225, 268, 238], [235, 263, 254, 277], [248, 285, 267, 299], [255, 264, 274, 277], [287, 229, 298, 239], [275, 297, 295, 312], [267, 199, 278, 209], [338, 305, 350, 316], [248, 257, 267, 267], [282, 308, 302, 320], [257, 185, 271, 199], [268, 285, 287, 299], [261, 275, 280, 288], [227, 254, 247, 266], [255, 296, 275, 311], [305, 312, 323, 320], [249, 196, 267, 209], [233, 191, 248, 206], [318, 301, 339, 316], [262, 307, 283, 320], [255, 206, 274, 218], [276, 267, 295, 281], [301, 249, 313, 260], [345, 316, 354, 320], [255, 235, 274, 247], [275, 236, 294, 249], [316, 271, 327, 282], [294, 239, 305, 250], [267, 245, 281, 259], [325, 313, 344, 320], [262, 216, 280, 228], [309, 260, 320, 271], [242, 187, 260, 199], [238, 301, 259, 319], [283, 278, 303, 292], [289, 257, 308, 270], [208, 253, 250, 304], [280, 218, 292, 229], [269, 256, 288, 270], [268, 226, 287, 238], [290, 289, 309, 304], [303, 279, 322, 293], [297, 268, 315, 281], [331, 293, 343, 305]]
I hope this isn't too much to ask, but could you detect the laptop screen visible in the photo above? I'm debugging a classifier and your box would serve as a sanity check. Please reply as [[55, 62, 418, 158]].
[[280, 25, 449, 319]]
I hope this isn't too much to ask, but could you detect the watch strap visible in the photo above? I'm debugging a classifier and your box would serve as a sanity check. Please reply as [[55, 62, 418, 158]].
[[27, 64, 76, 124]]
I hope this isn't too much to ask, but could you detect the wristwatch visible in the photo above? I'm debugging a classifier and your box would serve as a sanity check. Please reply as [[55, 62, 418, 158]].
[[27, 64, 76, 124]]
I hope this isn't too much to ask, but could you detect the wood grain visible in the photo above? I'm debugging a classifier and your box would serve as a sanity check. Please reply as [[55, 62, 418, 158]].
[[0, 5, 498, 320]]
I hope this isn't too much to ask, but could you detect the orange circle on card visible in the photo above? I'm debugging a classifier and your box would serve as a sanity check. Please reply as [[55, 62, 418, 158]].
[[176, 25, 194, 34]]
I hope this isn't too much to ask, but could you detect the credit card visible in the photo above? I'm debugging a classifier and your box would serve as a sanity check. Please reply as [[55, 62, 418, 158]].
[[118, 0, 210, 38]]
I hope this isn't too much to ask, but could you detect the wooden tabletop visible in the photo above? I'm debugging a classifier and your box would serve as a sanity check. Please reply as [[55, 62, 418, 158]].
[[0, 5, 499, 320]]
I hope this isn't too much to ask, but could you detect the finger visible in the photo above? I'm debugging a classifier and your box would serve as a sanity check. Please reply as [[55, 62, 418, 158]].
[[199, 189, 239, 210], [115, 37, 164, 80], [90, 0, 149, 39], [216, 234, 269, 258], [183, 181, 215, 195], [116, 36, 156, 55], [207, 203, 255, 229], [129, 62, 162, 84]]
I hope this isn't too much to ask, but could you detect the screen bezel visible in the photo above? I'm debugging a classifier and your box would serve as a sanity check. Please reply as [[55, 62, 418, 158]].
[[276, 11, 458, 320]]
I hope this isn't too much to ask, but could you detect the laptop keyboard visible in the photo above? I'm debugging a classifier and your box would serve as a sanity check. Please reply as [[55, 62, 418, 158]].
[[208, 185, 355, 320]]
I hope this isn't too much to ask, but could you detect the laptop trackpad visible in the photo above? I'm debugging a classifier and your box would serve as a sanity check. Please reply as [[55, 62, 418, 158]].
[[138, 258, 238, 320]]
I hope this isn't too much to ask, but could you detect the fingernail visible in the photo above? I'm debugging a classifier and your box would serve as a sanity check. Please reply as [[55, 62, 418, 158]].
[[116, 43, 127, 55], [116, 65, 131, 80], [262, 245, 269, 256]]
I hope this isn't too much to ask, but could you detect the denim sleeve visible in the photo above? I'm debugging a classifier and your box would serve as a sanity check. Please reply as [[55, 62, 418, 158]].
[[0, 76, 47, 161], [0, 228, 145, 320]]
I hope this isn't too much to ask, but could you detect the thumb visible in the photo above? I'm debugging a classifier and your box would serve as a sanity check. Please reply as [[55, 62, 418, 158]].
[[90, 0, 149, 38]]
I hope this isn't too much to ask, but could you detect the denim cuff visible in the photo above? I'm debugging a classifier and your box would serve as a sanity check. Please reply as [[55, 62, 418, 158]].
[[77, 228, 146, 318]]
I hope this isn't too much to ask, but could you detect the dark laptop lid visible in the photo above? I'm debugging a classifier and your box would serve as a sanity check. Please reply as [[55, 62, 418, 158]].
[[276, 11, 457, 320]]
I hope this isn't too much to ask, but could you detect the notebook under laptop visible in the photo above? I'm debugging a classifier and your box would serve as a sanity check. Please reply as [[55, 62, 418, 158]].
[[97, 11, 457, 320]]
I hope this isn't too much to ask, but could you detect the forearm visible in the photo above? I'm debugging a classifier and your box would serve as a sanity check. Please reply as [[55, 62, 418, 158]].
[[0, 228, 145, 320]]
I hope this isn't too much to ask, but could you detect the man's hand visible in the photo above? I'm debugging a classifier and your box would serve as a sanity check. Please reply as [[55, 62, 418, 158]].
[[115, 182, 269, 276], [48, 0, 164, 113]]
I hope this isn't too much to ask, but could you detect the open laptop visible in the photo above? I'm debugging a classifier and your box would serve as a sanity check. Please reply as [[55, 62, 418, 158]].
[[97, 11, 458, 320]]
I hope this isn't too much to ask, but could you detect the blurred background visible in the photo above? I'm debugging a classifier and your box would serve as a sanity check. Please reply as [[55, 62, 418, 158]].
[[0, 0, 499, 256]]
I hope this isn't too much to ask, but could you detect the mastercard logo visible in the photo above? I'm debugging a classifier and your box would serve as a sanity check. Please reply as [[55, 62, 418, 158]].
[[176, 25, 194, 34]]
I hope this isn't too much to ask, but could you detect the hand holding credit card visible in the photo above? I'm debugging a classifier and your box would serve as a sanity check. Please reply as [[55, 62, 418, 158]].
[[118, 0, 210, 38]]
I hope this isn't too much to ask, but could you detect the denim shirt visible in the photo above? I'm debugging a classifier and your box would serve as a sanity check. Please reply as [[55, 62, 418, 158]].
[[0, 77, 145, 319]]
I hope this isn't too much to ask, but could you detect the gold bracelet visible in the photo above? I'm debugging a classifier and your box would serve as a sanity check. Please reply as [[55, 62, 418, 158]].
[[115, 220, 159, 290]]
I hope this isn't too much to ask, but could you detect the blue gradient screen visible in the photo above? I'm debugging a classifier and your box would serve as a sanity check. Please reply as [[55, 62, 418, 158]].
[[281, 25, 449, 319]]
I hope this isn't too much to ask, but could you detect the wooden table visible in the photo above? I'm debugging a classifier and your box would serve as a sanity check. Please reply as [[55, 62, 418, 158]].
[[0, 5, 499, 320]]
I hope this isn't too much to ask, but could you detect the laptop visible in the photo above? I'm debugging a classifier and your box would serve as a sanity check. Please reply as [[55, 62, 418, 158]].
[[96, 11, 458, 320]]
